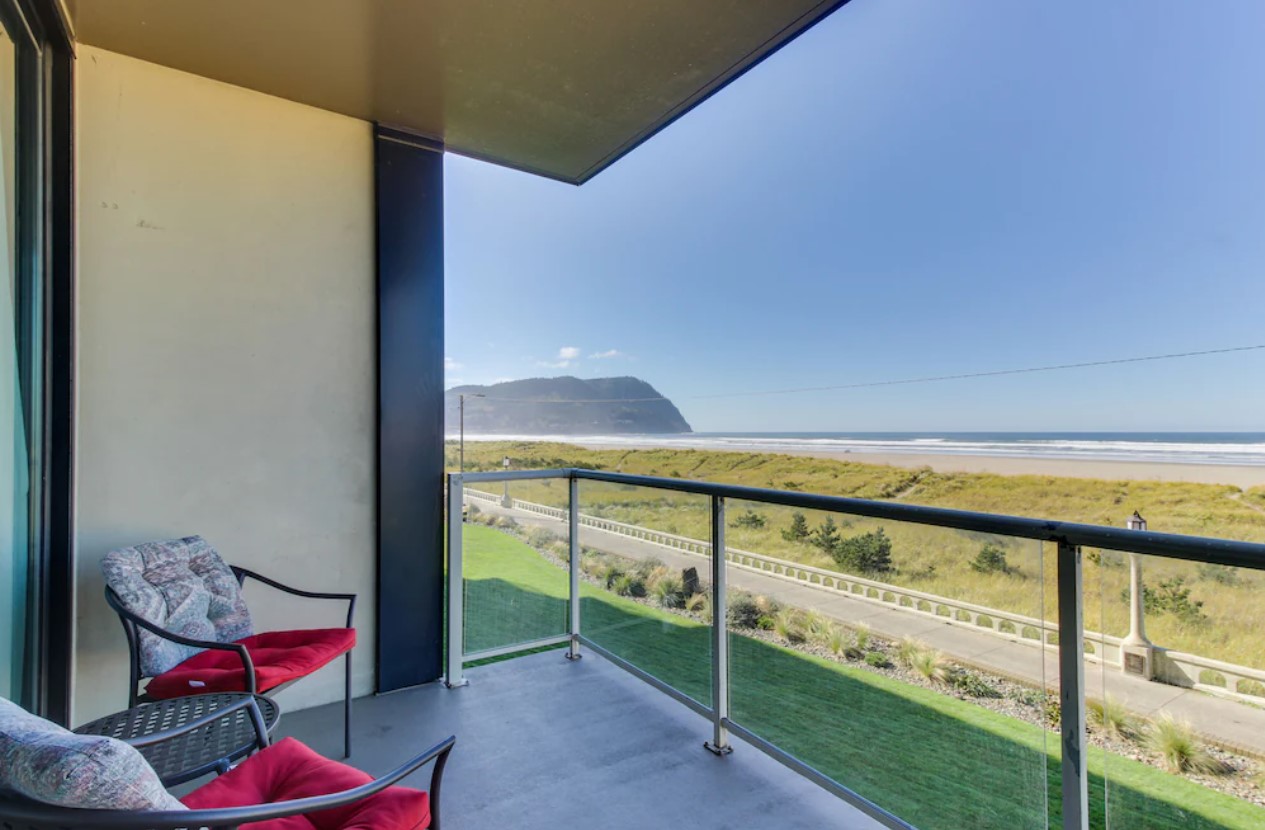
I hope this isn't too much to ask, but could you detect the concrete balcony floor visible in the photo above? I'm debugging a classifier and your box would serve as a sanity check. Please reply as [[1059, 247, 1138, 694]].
[[277, 649, 883, 829]]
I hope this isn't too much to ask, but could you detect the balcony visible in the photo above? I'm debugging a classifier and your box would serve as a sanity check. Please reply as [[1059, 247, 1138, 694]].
[[276, 649, 882, 829], [435, 468, 1265, 830]]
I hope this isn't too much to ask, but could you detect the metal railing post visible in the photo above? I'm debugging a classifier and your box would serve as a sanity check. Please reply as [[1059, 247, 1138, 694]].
[[705, 494, 732, 755], [445, 473, 468, 688], [1057, 540, 1088, 829], [567, 474, 582, 660]]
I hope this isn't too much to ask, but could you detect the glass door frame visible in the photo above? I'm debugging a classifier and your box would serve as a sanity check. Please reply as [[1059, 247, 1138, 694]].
[[0, 0, 73, 724]]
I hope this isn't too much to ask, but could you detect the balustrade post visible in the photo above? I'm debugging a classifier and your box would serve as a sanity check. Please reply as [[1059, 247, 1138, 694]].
[[706, 495, 732, 755], [445, 473, 468, 688], [1057, 540, 1088, 830], [568, 475, 582, 661]]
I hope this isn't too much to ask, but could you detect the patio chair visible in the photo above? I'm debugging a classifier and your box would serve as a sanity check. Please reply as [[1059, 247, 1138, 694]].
[[101, 535, 357, 757], [0, 696, 455, 830]]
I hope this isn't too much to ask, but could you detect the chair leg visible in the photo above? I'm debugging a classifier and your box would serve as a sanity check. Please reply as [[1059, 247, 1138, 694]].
[[344, 651, 352, 758]]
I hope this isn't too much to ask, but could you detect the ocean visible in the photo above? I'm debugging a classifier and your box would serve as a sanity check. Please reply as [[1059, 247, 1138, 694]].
[[464, 432, 1265, 467]]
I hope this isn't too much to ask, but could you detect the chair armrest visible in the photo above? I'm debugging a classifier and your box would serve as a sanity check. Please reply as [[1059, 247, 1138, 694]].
[[0, 735, 457, 830], [125, 696, 270, 754], [232, 566, 357, 628], [104, 588, 257, 693]]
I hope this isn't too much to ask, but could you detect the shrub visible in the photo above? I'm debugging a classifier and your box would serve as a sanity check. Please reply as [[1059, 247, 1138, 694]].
[[948, 670, 1001, 698], [612, 574, 646, 598], [909, 647, 950, 685], [1144, 714, 1218, 774], [844, 646, 865, 661], [832, 528, 894, 574], [1009, 688, 1045, 708], [864, 651, 891, 669], [524, 526, 557, 549], [853, 624, 872, 651], [773, 610, 807, 644], [826, 625, 847, 657], [653, 576, 685, 609], [634, 558, 665, 582], [810, 517, 843, 555], [970, 542, 1012, 575], [731, 510, 766, 530], [685, 592, 711, 617], [1042, 696, 1061, 728], [494, 515, 518, 530], [1123, 577, 1207, 625], [727, 591, 763, 629], [803, 610, 830, 639], [896, 637, 922, 669], [1087, 695, 1133, 740], [600, 564, 625, 588], [781, 512, 811, 542]]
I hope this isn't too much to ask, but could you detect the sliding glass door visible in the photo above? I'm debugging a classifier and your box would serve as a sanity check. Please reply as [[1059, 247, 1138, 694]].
[[0, 7, 39, 708]]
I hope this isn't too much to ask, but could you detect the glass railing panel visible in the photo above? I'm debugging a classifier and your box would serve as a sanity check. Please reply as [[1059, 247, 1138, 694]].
[[725, 501, 1052, 830], [461, 477, 570, 656], [576, 480, 712, 706], [1087, 549, 1265, 830]]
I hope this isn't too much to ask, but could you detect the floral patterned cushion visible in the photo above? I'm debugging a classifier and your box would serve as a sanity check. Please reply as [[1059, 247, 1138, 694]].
[[0, 697, 186, 811], [102, 535, 254, 677]]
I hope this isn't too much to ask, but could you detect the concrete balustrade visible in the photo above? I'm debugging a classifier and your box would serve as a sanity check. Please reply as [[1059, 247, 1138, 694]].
[[463, 487, 1265, 706]]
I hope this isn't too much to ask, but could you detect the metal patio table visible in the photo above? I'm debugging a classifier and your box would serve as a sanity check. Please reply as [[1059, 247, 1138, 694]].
[[74, 692, 280, 786]]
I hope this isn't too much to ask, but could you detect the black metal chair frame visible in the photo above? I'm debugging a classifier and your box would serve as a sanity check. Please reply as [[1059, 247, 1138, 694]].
[[0, 698, 455, 830], [105, 565, 356, 757]]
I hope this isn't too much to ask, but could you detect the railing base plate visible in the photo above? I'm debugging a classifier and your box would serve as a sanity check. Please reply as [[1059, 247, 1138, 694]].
[[704, 741, 733, 757], [444, 679, 469, 689]]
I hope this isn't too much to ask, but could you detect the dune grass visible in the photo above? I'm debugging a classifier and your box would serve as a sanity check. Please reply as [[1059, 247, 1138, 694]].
[[455, 441, 1265, 671], [462, 524, 1264, 830]]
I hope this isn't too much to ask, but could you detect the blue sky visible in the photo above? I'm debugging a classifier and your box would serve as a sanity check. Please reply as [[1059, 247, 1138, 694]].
[[444, 1, 1265, 433]]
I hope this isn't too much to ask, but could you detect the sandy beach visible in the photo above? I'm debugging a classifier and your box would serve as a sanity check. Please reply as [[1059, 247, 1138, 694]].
[[576, 442, 1265, 488]]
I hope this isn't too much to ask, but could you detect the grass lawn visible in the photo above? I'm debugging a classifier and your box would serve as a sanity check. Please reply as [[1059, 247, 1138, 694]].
[[463, 524, 1264, 830]]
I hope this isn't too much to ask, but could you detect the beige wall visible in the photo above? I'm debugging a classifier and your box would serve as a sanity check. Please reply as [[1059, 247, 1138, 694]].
[[74, 46, 376, 724]]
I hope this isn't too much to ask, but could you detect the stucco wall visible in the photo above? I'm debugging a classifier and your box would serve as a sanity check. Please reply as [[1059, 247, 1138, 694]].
[[74, 46, 375, 724]]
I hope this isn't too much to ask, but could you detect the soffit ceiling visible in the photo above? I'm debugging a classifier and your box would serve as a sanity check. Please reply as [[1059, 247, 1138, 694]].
[[65, 0, 847, 184]]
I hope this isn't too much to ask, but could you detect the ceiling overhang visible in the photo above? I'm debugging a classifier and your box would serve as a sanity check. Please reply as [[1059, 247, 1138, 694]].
[[65, 0, 849, 184]]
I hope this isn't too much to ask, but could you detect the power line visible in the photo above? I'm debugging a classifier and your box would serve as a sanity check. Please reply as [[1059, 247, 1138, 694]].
[[458, 343, 1265, 404], [692, 343, 1265, 400]]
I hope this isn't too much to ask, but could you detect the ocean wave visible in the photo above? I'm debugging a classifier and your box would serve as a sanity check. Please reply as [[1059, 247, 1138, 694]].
[[452, 432, 1265, 467]]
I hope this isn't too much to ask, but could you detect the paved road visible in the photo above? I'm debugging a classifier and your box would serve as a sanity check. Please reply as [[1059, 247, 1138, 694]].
[[470, 497, 1265, 758]]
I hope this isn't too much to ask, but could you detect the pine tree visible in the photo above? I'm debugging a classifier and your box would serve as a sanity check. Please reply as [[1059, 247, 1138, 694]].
[[833, 528, 894, 574], [810, 516, 842, 554], [781, 512, 811, 542]]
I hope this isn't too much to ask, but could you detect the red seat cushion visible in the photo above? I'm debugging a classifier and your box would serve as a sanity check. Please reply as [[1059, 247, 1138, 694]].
[[183, 737, 430, 830], [145, 629, 356, 699]]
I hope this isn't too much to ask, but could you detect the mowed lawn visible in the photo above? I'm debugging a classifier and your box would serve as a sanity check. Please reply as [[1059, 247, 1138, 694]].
[[462, 524, 1263, 830]]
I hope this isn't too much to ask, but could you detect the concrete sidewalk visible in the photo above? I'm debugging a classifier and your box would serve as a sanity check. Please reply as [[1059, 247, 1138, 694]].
[[471, 498, 1265, 759]]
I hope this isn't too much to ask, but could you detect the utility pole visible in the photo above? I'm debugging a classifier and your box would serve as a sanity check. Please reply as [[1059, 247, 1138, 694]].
[[1121, 510, 1155, 679]]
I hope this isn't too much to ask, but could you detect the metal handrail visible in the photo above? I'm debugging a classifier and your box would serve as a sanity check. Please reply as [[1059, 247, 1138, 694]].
[[461, 467, 1265, 569]]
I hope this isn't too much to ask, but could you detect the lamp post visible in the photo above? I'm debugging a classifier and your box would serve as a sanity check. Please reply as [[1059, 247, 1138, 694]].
[[1121, 510, 1155, 678], [501, 456, 513, 507], [457, 393, 485, 473]]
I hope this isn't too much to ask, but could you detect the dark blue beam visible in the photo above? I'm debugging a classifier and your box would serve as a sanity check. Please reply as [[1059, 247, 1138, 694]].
[[375, 127, 445, 692]]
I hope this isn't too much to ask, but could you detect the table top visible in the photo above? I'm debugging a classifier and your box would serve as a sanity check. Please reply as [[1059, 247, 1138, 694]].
[[74, 692, 280, 786]]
